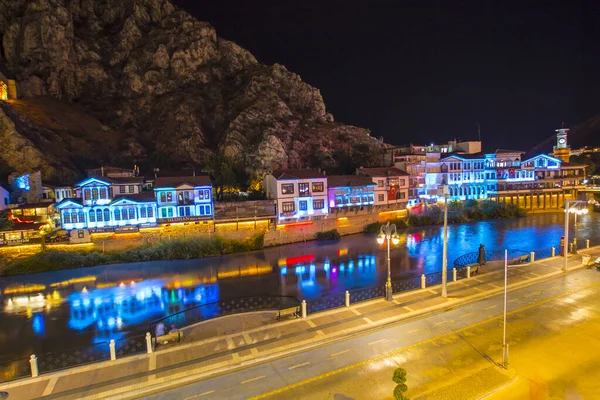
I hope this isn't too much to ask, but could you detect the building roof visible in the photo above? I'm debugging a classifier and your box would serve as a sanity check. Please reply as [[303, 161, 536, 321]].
[[327, 175, 377, 188], [1, 222, 45, 232], [560, 162, 587, 169], [154, 175, 212, 188], [42, 181, 73, 188], [108, 176, 145, 184], [271, 169, 325, 180], [112, 192, 156, 203], [56, 198, 83, 208], [357, 167, 409, 177], [12, 202, 55, 209], [495, 149, 524, 154], [441, 152, 485, 161]]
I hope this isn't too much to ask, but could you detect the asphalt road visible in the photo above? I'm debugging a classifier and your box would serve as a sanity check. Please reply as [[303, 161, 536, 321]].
[[145, 267, 600, 400]]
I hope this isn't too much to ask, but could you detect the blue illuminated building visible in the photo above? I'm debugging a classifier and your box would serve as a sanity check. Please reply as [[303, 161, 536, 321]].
[[153, 176, 213, 222], [326, 175, 376, 212]]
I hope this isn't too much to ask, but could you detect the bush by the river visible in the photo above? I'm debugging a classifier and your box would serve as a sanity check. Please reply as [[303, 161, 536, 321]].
[[364, 200, 527, 233], [316, 229, 341, 241], [1, 234, 265, 276]]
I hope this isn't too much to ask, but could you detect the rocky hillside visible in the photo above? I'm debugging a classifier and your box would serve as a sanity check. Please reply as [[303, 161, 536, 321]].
[[0, 0, 385, 183]]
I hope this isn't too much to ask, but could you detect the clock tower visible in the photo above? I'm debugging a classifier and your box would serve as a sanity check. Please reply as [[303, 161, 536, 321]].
[[553, 127, 570, 162]]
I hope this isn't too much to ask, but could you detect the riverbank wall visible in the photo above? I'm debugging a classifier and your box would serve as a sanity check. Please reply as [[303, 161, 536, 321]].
[[0, 207, 408, 264]]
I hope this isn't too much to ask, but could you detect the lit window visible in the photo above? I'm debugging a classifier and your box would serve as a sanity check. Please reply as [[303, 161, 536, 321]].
[[299, 200, 308, 211], [96, 209, 103, 222], [299, 183, 309, 196], [129, 208, 135, 219], [63, 212, 71, 224], [78, 211, 85, 223], [84, 190, 91, 200], [92, 188, 99, 200], [282, 202, 295, 212], [115, 210, 121, 220], [121, 209, 127, 220], [100, 188, 107, 199], [104, 209, 110, 221], [313, 199, 324, 209], [160, 192, 166, 202], [120, 186, 125, 193], [168, 208, 173, 217], [141, 208, 147, 218], [167, 192, 173, 202], [89, 210, 95, 222], [281, 184, 294, 194], [147, 207, 154, 218], [312, 182, 324, 193], [129, 185, 134, 193]]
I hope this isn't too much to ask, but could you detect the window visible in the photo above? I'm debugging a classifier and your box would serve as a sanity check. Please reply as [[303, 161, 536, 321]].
[[161, 208, 167, 218], [129, 185, 135, 193], [115, 209, 121, 220], [299, 183, 309, 196], [78, 231, 85, 239], [399, 192, 406, 200], [96, 209, 103, 222], [204, 190, 210, 200], [129, 208, 135, 220], [313, 199, 324, 209], [167, 192, 172, 202], [89, 210, 95, 222], [71, 212, 78, 223], [63, 212, 71, 224], [281, 184, 294, 194], [204, 205, 211, 215], [399, 179, 406, 186], [147, 207, 154, 218], [312, 182, 324, 192], [141, 207, 147, 218], [282, 202, 295, 212], [84, 189, 91, 200], [91, 188, 98, 200], [378, 194, 385, 202], [377, 180, 384, 187], [78, 211, 85, 223], [299, 200, 308, 211], [104, 209, 110, 222], [122, 209, 128, 220], [168, 207, 173, 217], [100, 188, 107, 199], [178, 207, 190, 217], [119, 186, 126, 193], [197, 190, 204, 200]]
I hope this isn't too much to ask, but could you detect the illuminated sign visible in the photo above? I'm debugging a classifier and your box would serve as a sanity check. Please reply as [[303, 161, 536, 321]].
[[160, 216, 209, 224]]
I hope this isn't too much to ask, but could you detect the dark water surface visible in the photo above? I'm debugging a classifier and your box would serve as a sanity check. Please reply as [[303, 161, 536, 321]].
[[1, 213, 598, 361]]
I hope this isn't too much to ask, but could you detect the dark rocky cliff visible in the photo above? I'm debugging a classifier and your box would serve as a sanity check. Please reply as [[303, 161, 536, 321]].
[[0, 0, 384, 182]]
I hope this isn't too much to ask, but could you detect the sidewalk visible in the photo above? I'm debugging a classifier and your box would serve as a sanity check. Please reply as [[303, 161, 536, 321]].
[[1, 248, 598, 400]]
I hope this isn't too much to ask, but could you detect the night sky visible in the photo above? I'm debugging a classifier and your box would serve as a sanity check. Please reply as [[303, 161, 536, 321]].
[[172, 0, 600, 152]]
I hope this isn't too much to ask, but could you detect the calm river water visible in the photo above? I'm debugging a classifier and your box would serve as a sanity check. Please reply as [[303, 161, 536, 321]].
[[0, 213, 598, 361]]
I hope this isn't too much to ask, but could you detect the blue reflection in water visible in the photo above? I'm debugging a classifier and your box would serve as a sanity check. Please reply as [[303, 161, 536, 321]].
[[32, 314, 44, 336], [67, 279, 219, 343]]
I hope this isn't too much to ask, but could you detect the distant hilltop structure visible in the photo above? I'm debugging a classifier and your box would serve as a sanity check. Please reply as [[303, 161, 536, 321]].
[[553, 127, 570, 163]]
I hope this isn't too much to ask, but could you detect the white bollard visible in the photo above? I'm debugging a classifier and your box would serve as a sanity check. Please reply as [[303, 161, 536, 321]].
[[551, 247, 555, 257], [453, 268, 457, 282], [467, 266, 471, 279], [421, 274, 426, 289], [301, 300, 307, 319], [29, 354, 38, 378], [145, 332, 153, 354], [345, 291, 350, 307], [530, 252, 535, 263], [109, 339, 116, 361], [587, 239, 590, 249]]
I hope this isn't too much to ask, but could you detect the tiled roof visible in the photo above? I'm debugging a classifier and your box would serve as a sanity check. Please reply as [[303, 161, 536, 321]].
[[109, 176, 145, 184], [441, 152, 485, 161], [56, 198, 83, 207], [357, 167, 409, 177], [327, 175, 377, 188], [13, 202, 55, 209], [154, 176, 212, 188], [560, 162, 587, 168], [271, 169, 325, 180], [112, 192, 156, 203]]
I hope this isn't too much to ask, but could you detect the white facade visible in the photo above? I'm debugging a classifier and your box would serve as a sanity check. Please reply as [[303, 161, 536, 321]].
[[264, 170, 329, 222], [0, 186, 9, 211], [357, 167, 409, 207]]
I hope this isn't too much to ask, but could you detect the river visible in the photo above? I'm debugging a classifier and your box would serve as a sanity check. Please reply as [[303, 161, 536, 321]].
[[0, 213, 598, 361]]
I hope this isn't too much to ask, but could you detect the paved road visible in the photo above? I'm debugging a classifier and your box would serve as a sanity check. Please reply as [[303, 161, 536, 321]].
[[145, 266, 600, 400]]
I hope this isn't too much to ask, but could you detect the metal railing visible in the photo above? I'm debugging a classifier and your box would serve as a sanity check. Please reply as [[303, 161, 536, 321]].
[[453, 249, 531, 269], [116, 335, 147, 358], [149, 296, 300, 341], [37, 342, 110, 374]]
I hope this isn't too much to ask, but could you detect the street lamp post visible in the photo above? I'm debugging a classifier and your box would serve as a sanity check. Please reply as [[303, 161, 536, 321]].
[[442, 193, 449, 298], [564, 200, 589, 271], [377, 222, 400, 301]]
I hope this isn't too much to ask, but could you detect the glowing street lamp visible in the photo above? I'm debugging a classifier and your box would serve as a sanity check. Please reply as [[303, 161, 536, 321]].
[[378, 222, 400, 301], [564, 200, 588, 271]]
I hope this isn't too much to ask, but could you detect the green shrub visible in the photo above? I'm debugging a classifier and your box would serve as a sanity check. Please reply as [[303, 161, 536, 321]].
[[1, 233, 266, 276], [316, 229, 341, 241], [392, 367, 409, 400]]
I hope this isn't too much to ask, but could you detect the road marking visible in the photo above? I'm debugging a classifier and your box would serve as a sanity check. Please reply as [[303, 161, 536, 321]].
[[368, 339, 387, 346], [434, 320, 454, 325], [485, 305, 497, 310], [363, 317, 375, 325], [42, 376, 59, 396], [306, 320, 317, 328], [407, 328, 419, 333], [460, 312, 473, 318], [242, 375, 266, 384], [185, 390, 215, 399], [316, 329, 325, 336], [509, 298, 519, 303], [403, 306, 415, 312], [331, 349, 350, 357], [288, 362, 310, 370], [226, 337, 235, 349], [249, 279, 600, 400], [242, 332, 254, 344]]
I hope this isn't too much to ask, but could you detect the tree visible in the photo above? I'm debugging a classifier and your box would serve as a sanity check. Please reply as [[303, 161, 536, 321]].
[[392, 367, 409, 400], [202, 152, 248, 201]]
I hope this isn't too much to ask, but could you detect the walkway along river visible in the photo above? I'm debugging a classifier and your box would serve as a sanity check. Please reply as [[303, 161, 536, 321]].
[[0, 213, 598, 361]]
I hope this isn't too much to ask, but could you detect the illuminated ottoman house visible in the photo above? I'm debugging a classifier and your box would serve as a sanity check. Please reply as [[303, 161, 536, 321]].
[[57, 176, 156, 235], [153, 176, 213, 223]]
